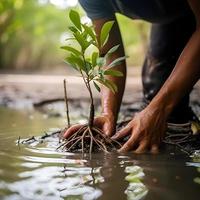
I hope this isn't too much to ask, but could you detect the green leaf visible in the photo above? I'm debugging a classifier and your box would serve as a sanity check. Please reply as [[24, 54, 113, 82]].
[[100, 21, 114, 47], [82, 24, 96, 42], [69, 10, 82, 31], [98, 69, 104, 79], [64, 54, 84, 71], [96, 57, 106, 68], [106, 44, 120, 56], [64, 57, 78, 71], [93, 81, 101, 92], [104, 69, 123, 77], [60, 45, 82, 57], [68, 26, 78, 33], [74, 32, 90, 51], [105, 79, 118, 93], [91, 52, 98, 68], [107, 56, 128, 68], [82, 29, 88, 40], [96, 79, 117, 93], [65, 37, 75, 42], [85, 61, 92, 74]]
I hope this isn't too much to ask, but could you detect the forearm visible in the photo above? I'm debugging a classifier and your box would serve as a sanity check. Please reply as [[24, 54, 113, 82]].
[[150, 27, 200, 116], [93, 18, 126, 122], [101, 52, 126, 121]]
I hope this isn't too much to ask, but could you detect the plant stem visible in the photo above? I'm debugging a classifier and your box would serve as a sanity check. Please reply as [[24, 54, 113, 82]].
[[63, 79, 70, 128], [87, 80, 95, 128], [80, 51, 95, 128]]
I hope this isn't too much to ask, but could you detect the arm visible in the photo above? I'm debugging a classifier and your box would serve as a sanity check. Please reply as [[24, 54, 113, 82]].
[[149, 0, 200, 115], [92, 17, 127, 135], [113, 0, 200, 153]]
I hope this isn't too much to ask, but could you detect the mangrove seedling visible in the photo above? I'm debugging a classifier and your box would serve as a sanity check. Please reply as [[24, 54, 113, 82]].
[[60, 10, 127, 153]]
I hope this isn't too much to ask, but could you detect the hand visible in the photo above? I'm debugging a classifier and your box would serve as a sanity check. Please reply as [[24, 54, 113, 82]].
[[63, 114, 116, 139], [112, 106, 167, 153]]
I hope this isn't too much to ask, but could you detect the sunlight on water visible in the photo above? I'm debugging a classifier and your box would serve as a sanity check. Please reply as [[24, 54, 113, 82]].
[[0, 107, 200, 200]]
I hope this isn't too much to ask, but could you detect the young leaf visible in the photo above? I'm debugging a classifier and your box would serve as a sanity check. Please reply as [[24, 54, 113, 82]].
[[68, 26, 78, 33], [93, 81, 101, 92], [96, 79, 117, 93], [91, 52, 98, 68], [61, 45, 82, 57], [64, 53, 85, 72], [69, 10, 82, 31], [96, 57, 106, 68], [104, 69, 123, 77], [107, 56, 128, 68], [82, 24, 96, 42], [105, 79, 118, 93], [65, 37, 76, 42], [106, 44, 120, 56], [85, 61, 92, 74], [64, 57, 78, 71], [74, 32, 90, 51], [70, 54, 84, 69], [100, 21, 114, 47]]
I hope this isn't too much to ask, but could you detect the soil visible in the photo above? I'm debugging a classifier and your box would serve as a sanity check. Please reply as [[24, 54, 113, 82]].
[[1, 68, 200, 154]]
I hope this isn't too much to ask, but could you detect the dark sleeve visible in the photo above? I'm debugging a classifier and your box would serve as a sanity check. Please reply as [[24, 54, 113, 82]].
[[78, 0, 115, 20]]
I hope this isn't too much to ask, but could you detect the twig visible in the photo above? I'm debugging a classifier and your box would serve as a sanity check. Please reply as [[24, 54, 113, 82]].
[[33, 98, 64, 107], [17, 136, 21, 146], [88, 127, 93, 155], [21, 136, 36, 144], [63, 79, 70, 128]]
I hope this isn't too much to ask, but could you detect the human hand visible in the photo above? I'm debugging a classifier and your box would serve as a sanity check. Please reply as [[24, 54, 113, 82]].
[[111, 106, 167, 153], [63, 114, 116, 139]]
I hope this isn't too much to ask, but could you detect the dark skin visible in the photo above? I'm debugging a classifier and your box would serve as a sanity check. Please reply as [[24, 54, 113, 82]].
[[64, 0, 200, 153]]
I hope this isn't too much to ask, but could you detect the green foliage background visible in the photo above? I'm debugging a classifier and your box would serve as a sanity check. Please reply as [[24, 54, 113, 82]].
[[0, 0, 150, 70]]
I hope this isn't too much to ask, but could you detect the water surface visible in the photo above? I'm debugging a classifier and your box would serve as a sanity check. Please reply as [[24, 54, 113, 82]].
[[0, 107, 200, 200]]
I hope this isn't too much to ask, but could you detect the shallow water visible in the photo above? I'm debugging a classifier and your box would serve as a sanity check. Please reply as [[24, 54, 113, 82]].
[[0, 107, 200, 200]]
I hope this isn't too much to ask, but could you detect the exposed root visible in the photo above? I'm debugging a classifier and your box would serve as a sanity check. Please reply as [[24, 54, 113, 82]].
[[58, 125, 121, 153]]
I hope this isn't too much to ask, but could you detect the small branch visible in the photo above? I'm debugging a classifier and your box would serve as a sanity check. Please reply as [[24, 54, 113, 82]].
[[63, 79, 70, 128], [17, 136, 21, 146], [33, 98, 64, 107], [86, 79, 95, 128]]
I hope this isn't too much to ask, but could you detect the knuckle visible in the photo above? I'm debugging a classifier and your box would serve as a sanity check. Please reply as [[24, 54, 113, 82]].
[[125, 142, 133, 149]]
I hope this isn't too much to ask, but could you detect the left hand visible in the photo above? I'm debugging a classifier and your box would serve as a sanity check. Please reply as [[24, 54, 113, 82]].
[[111, 105, 167, 153]]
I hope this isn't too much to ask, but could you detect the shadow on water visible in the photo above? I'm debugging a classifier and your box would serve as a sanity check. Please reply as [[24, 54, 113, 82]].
[[0, 107, 200, 200]]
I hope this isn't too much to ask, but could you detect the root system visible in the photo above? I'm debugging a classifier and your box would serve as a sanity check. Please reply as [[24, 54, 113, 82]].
[[57, 125, 122, 153]]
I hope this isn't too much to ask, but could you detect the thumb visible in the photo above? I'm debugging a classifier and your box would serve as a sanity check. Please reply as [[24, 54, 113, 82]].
[[103, 122, 115, 137]]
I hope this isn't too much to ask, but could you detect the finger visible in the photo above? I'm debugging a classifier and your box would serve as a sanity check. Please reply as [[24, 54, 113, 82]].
[[118, 134, 138, 152], [134, 140, 149, 154], [63, 124, 83, 138], [111, 123, 132, 140], [93, 117, 105, 128], [103, 122, 115, 137], [150, 144, 159, 154]]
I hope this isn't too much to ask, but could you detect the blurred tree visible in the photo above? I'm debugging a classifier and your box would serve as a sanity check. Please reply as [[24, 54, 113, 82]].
[[0, 0, 150, 71], [0, 0, 76, 70]]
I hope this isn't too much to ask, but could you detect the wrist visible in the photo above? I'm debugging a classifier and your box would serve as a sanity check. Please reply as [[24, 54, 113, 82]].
[[101, 111, 117, 124], [148, 95, 175, 119]]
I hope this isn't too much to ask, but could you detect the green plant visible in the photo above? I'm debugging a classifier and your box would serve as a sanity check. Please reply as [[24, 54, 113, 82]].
[[60, 10, 126, 153]]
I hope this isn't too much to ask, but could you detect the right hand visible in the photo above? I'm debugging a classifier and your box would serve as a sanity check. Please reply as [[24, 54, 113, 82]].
[[63, 114, 116, 139]]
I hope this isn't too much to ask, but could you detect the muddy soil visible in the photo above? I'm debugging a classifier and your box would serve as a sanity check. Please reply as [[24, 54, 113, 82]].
[[1, 69, 200, 154]]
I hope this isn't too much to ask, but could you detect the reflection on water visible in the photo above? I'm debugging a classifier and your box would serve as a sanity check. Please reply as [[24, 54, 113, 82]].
[[193, 168, 200, 185], [0, 107, 200, 200], [125, 166, 148, 200]]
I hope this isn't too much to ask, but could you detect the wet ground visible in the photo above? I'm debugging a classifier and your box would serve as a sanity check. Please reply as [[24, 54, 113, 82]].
[[0, 69, 200, 199]]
